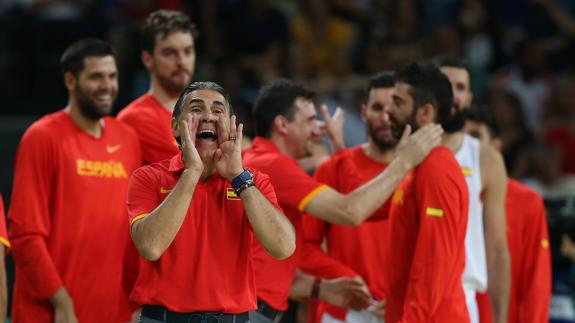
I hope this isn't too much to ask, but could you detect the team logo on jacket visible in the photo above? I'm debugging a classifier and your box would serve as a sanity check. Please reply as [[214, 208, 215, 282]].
[[106, 144, 122, 154], [226, 187, 240, 201]]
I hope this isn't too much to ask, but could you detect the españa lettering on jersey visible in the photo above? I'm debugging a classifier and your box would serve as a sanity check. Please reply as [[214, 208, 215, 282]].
[[8, 110, 142, 323], [76, 159, 128, 178]]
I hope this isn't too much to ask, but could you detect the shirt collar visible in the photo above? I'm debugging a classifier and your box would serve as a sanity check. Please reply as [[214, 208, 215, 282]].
[[168, 153, 185, 173], [251, 136, 281, 154]]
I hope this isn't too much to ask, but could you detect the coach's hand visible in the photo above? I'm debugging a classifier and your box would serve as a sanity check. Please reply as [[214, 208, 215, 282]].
[[50, 288, 78, 323], [396, 124, 443, 169], [180, 114, 204, 173], [320, 276, 372, 310], [214, 115, 244, 180]]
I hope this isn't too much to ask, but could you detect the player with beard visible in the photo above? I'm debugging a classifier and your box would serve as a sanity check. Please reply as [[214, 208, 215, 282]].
[[8, 39, 142, 322], [127, 81, 295, 322], [119, 9, 197, 164], [299, 71, 397, 323], [434, 56, 510, 323], [242, 79, 443, 323], [385, 62, 470, 323], [462, 108, 551, 323]]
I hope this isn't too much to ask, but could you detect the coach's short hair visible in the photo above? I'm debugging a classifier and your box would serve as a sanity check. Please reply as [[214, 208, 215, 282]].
[[172, 81, 234, 121], [141, 9, 198, 53], [395, 62, 454, 129], [252, 79, 315, 138], [60, 38, 115, 78]]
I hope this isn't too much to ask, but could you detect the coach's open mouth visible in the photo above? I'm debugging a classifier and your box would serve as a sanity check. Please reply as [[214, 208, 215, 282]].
[[196, 129, 217, 142]]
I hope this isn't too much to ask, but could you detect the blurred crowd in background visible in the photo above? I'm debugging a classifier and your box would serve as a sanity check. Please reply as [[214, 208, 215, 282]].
[[1, 0, 575, 321], [1, 0, 575, 200]]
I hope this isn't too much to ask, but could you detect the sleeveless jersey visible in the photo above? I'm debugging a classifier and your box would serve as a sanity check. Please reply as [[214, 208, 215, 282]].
[[456, 134, 487, 292]]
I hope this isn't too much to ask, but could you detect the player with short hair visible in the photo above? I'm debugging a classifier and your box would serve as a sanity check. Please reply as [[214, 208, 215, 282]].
[[127, 81, 296, 322], [385, 62, 470, 323], [463, 107, 551, 323], [434, 56, 510, 323], [243, 78, 443, 322], [9, 38, 142, 322], [118, 9, 198, 164]]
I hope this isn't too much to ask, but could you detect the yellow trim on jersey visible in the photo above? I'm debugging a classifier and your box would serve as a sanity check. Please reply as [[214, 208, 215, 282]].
[[298, 185, 329, 212], [131, 213, 150, 225], [392, 189, 404, 206], [426, 207, 444, 217], [0, 237, 11, 252], [462, 167, 473, 177], [542, 239, 549, 249]]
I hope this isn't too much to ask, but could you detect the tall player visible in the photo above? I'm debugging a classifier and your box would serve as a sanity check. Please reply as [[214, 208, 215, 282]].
[[8, 39, 142, 322], [243, 79, 442, 322], [118, 9, 197, 164], [435, 56, 510, 323], [385, 62, 470, 323], [300, 71, 397, 323], [463, 108, 551, 323]]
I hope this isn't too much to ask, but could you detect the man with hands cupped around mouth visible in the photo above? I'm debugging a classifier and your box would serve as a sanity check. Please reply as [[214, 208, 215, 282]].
[[127, 81, 295, 322]]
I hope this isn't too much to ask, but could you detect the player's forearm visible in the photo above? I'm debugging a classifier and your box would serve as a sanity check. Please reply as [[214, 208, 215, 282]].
[[291, 270, 316, 297], [487, 248, 511, 323], [49, 287, 74, 309], [11, 233, 63, 299], [131, 169, 201, 261], [300, 242, 357, 278], [342, 155, 411, 224], [242, 187, 295, 260]]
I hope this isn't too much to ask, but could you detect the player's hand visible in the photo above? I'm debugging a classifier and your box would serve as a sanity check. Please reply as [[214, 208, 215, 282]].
[[320, 104, 345, 152], [368, 299, 385, 319], [214, 115, 244, 180], [54, 304, 78, 323], [396, 124, 443, 169], [319, 276, 372, 310], [50, 288, 78, 323], [180, 114, 204, 173]]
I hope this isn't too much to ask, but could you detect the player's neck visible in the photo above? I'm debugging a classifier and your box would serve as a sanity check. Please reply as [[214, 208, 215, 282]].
[[441, 131, 464, 154], [363, 140, 394, 163], [269, 133, 299, 159], [149, 80, 180, 114], [65, 104, 103, 138]]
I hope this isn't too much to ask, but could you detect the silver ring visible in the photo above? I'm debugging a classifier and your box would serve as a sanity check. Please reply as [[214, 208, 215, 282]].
[[229, 136, 237, 141]]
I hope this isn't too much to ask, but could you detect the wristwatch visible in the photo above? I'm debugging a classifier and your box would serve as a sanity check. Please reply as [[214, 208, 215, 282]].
[[231, 169, 255, 196]]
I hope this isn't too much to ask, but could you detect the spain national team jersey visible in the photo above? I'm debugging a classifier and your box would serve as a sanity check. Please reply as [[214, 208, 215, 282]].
[[301, 146, 389, 320], [243, 137, 328, 311], [0, 195, 10, 251], [476, 179, 551, 323], [385, 147, 470, 323], [118, 93, 180, 164], [127, 153, 282, 313], [8, 110, 142, 323]]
